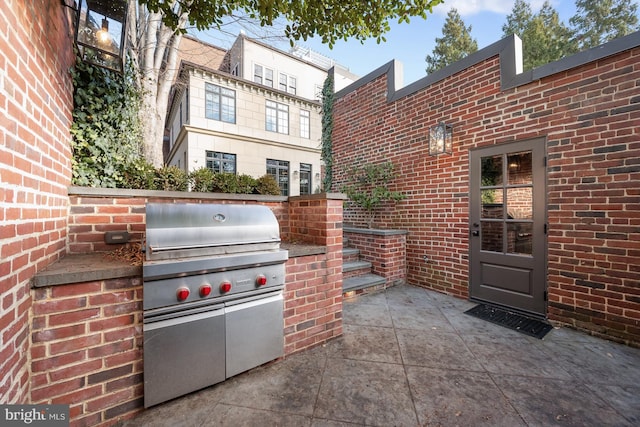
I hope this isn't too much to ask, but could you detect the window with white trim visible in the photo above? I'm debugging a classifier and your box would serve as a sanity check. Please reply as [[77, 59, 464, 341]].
[[206, 151, 236, 174], [279, 72, 296, 95], [205, 83, 235, 123], [254, 64, 274, 88], [300, 110, 310, 139], [266, 100, 289, 134]]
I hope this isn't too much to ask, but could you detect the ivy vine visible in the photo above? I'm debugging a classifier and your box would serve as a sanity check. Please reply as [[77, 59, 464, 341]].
[[320, 74, 334, 192], [70, 57, 142, 188]]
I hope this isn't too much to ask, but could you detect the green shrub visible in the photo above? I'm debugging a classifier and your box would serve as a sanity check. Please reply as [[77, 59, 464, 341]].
[[254, 174, 282, 195], [189, 167, 215, 192], [236, 174, 256, 194], [121, 157, 157, 189], [155, 166, 189, 191]]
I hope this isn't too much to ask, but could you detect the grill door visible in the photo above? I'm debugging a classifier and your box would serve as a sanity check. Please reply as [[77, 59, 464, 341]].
[[225, 291, 284, 378], [143, 305, 225, 407]]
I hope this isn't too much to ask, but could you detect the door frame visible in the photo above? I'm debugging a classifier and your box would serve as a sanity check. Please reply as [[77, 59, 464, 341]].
[[468, 137, 548, 318]]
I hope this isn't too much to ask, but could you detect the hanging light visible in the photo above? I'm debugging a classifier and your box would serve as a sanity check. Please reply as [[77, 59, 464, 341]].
[[428, 122, 453, 156], [74, 0, 128, 73]]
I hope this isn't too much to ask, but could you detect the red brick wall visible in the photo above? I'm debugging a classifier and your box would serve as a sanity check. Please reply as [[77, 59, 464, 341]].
[[1, 0, 75, 403], [285, 195, 344, 354], [332, 40, 640, 344], [344, 228, 407, 287], [31, 277, 143, 427]]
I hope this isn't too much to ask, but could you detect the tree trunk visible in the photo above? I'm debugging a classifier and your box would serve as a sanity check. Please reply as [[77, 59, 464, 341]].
[[128, 2, 188, 167]]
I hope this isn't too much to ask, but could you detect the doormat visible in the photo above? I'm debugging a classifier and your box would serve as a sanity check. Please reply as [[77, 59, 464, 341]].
[[465, 304, 553, 339]]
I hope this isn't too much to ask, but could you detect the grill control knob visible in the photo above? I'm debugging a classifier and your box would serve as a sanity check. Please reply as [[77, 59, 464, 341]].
[[199, 284, 212, 297], [176, 287, 190, 302], [219, 281, 232, 293], [256, 274, 267, 286]]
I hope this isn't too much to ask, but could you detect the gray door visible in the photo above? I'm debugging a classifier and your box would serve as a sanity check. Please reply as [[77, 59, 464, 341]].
[[469, 138, 547, 316]]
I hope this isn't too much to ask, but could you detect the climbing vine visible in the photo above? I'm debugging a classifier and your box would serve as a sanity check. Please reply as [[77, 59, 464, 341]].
[[320, 74, 334, 192], [70, 57, 142, 188]]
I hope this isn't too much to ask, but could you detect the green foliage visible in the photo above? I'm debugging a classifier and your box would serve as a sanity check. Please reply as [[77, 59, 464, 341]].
[[70, 56, 142, 187], [503, 0, 575, 70], [320, 75, 334, 192], [425, 8, 478, 74], [121, 157, 157, 190], [154, 166, 189, 191], [570, 0, 639, 50], [139, 0, 443, 47], [341, 162, 406, 228], [189, 167, 216, 193], [254, 175, 282, 195]]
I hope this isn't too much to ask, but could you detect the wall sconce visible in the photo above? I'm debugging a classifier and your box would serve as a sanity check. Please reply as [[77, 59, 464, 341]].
[[74, 0, 128, 73], [428, 122, 453, 156], [293, 171, 299, 179]]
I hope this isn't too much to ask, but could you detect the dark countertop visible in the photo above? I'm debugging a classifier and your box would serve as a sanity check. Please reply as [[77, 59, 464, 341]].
[[33, 244, 327, 288]]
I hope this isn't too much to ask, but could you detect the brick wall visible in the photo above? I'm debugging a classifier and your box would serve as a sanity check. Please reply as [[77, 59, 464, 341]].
[[344, 228, 407, 287], [285, 195, 344, 354], [31, 190, 342, 425], [332, 36, 640, 344], [0, 0, 75, 403], [30, 277, 143, 427]]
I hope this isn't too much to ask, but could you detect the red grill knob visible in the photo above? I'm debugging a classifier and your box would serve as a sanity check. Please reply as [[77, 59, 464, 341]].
[[219, 281, 232, 293], [176, 287, 190, 302], [199, 284, 212, 297], [256, 274, 267, 286]]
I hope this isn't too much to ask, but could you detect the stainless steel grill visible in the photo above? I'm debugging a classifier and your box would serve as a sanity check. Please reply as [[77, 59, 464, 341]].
[[142, 203, 288, 407]]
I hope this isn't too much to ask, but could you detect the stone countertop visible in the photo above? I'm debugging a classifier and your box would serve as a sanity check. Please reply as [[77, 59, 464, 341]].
[[33, 253, 142, 288], [33, 243, 326, 288]]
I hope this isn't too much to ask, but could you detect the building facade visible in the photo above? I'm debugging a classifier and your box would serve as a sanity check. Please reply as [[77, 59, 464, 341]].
[[166, 35, 358, 196]]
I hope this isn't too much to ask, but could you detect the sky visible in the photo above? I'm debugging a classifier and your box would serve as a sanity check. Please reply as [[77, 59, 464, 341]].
[[192, 1, 613, 85]]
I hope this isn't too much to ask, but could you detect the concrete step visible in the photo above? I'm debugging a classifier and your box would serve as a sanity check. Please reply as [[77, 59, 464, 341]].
[[343, 273, 387, 293], [343, 260, 371, 272], [342, 247, 360, 262]]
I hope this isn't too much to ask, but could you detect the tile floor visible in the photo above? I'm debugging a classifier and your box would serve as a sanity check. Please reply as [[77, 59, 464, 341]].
[[121, 284, 640, 426]]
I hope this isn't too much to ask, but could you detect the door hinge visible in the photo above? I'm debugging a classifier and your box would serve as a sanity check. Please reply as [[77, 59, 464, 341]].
[[544, 156, 547, 167], [544, 223, 547, 234], [544, 291, 548, 301]]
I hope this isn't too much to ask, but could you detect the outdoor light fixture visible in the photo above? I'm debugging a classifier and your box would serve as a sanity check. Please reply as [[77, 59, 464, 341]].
[[428, 122, 453, 156], [74, 0, 128, 72]]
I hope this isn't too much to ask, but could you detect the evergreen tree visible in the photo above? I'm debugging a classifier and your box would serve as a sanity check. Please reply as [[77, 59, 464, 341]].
[[502, 0, 533, 39], [425, 8, 478, 74], [502, 1, 574, 70], [570, 0, 640, 50]]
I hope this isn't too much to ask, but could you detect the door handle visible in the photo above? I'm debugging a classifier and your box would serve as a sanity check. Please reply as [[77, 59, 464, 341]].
[[471, 230, 479, 236]]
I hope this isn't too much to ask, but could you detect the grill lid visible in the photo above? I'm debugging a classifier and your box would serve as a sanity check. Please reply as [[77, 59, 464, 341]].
[[145, 203, 281, 260]]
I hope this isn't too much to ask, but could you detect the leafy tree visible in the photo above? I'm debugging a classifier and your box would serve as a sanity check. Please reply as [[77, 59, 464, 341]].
[[502, 0, 574, 70], [425, 8, 478, 74], [570, 0, 640, 50], [132, 0, 444, 166]]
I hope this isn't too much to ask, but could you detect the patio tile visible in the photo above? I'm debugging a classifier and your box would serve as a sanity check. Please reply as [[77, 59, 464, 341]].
[[539, 340, 640, 386], [343, 290, 387, 306], [439, 306, 527, 339], [341, 301, 393, 328], [586, 383, 640, 425], [314, 358, 418, 426], [205, 404, 313, 426], [493, 375, 634, 426], [461, 334, 573, 379], [406, 366, 526, 427], [330, 323, 402, 364], [396, 328, 484, 371], [389, 305, 455, 333], [385, 285, 436, 309], [215, 352, 325, 416]]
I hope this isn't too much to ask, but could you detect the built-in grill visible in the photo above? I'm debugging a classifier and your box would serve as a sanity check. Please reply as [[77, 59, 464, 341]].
[[142, 203, 288, 408]]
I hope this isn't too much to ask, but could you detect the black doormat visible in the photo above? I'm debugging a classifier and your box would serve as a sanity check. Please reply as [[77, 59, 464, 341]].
[[465, 304, 553, 339]]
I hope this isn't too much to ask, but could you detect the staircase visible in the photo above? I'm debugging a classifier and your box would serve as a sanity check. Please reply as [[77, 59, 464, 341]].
[[342, 246, 386, 295]]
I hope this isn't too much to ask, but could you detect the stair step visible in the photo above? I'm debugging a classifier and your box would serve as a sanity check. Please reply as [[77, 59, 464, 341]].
[[342, 248, 360, 263], [343, 274, 387, 293], [343, 260, 371, 273]]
